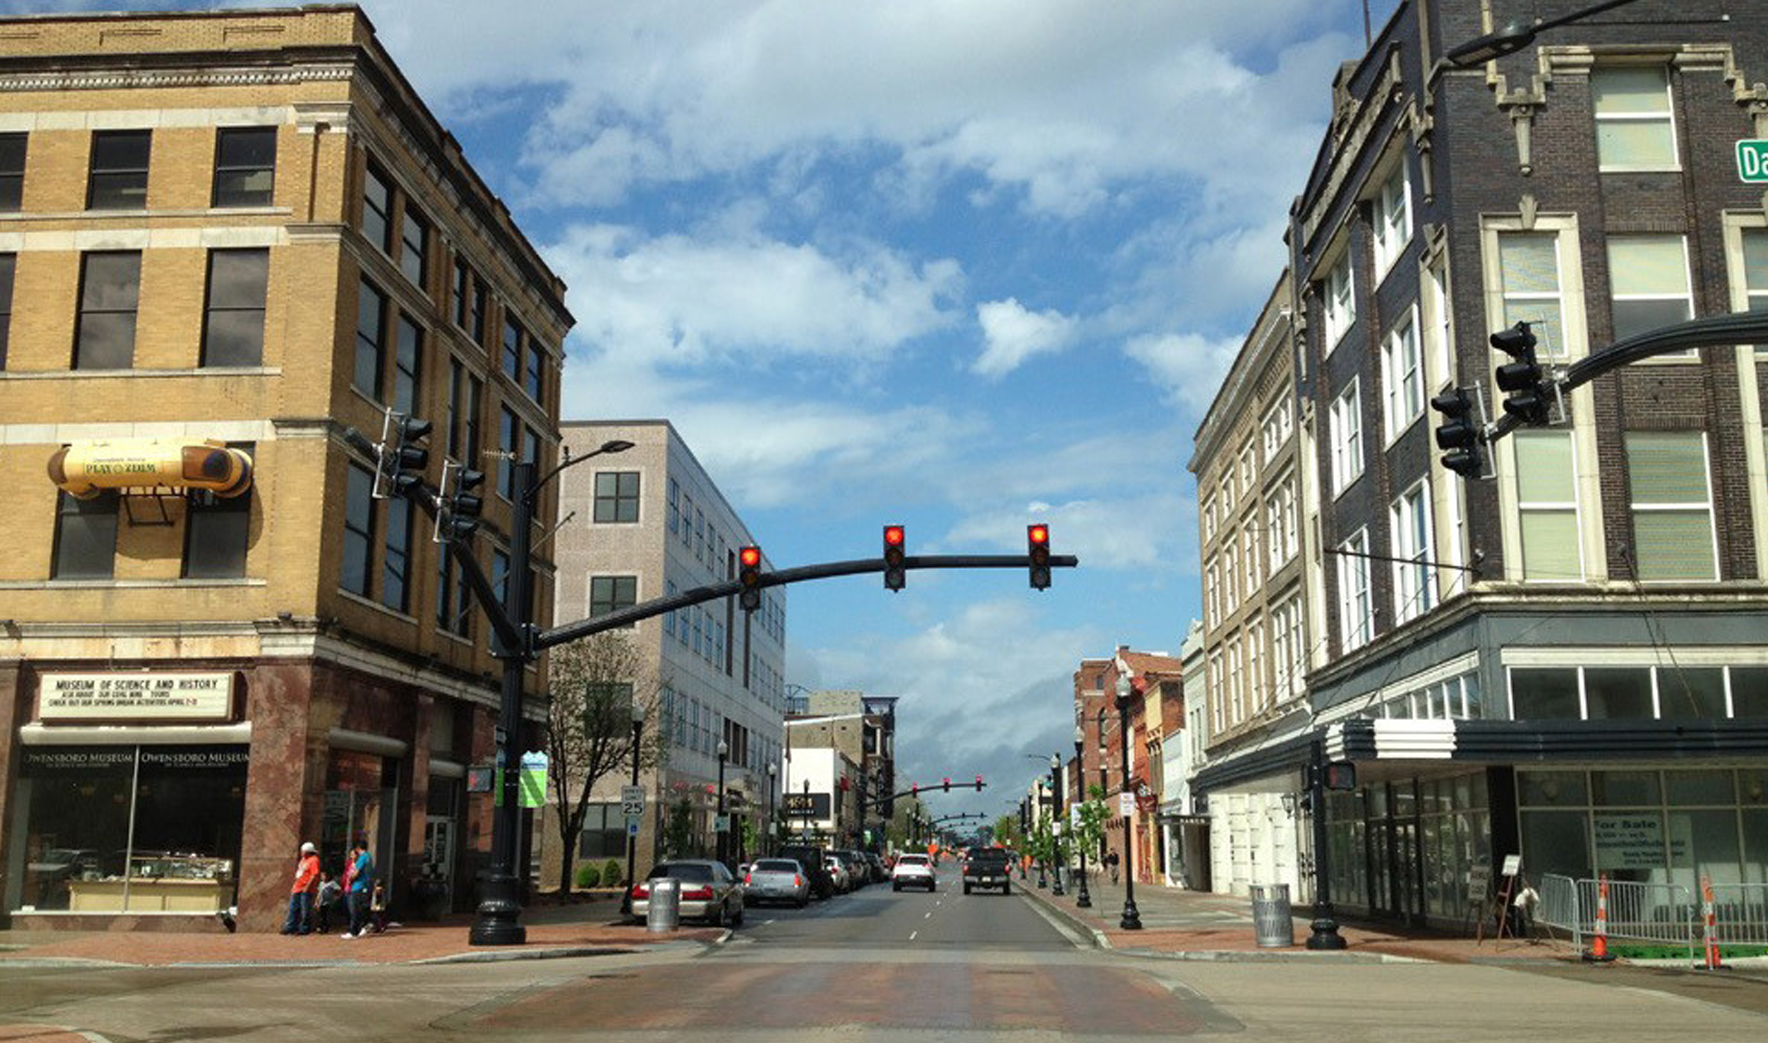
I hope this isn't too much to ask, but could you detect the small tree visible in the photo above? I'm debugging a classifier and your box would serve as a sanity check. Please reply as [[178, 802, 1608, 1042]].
[[993, 812, 1025, 852], [1076, 787, 1109, 866], [662, 796, 698, 858], [545, 631, 667, 898]]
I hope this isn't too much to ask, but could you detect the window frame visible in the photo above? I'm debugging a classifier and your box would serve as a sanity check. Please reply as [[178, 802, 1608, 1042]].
[[1371, 161, 1412, 279], [354, 278, 387, 401], [1606, 234, 1695, 356], [73, 251, 142, 370], [50, 490, 118, 580], [87, 129, 150, 211], [1390, 478, 1436, 625], [211, 126, 276, 208], [400, 204, 429, 290], [1497, 230, 1571, 359], [200, 248, 269, 368], [1624, 430, 1719, 582], [362, 160, 394, 254], [1336, 528, 1374, 653], [593, 470, 642, 524], [1321, 251, 1356, 353], [0, 132, 26, 212], [1591, 64, 1679, 173], [341, 462, 377, 597], [1381, 305, 1425, 443], [182, 482, 252, 580], [0, 252, 15, 371], [1513, 428, 1586, 583], [1328, 377, 1364, 497]]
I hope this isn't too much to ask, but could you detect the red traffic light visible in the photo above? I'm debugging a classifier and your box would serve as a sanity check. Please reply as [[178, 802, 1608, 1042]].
[[884, 525, 905, 546], [942, 776, 951, 792], [974, 774, 984, 791], [883, 524, 907, 591], [1028, 524, 1048, 544], [739, 545, 761, 568], [1028, 523, 1052, 590]]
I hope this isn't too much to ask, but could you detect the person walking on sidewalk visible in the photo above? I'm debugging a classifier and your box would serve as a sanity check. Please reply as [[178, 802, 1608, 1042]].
[[342, 844, 374, 938], [281, 842, 321, 935]]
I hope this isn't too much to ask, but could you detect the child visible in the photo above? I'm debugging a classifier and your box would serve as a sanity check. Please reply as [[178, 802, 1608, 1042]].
[[314, 871, 340, 933], [369, 879, 388, 934]]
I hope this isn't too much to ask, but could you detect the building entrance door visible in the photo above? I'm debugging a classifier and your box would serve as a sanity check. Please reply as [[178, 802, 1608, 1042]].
[[423, 816, 454, 908]]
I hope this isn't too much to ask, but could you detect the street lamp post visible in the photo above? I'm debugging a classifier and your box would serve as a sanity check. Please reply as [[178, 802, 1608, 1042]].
[[1073, 726, 1091, 909], [1036, 780, 1048, 889], [1048, 753, 1065, 896], [1096, 708, 1109, 861], [1113, 672, 1143, 930], [1305, 739, 1347, 950], [625, 700, 645, 894], [715, 738, 729, 867], [766, 762, 777, 857], [1445, 0, 1644, 67], [471, 438, 634, 947]]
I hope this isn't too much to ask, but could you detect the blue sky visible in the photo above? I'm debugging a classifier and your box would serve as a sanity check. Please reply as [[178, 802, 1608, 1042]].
[[31, 0, 1397, 822]]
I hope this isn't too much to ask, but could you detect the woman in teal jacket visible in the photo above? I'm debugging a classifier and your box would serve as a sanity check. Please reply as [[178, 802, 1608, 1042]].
[[343, 844, 374, 938]]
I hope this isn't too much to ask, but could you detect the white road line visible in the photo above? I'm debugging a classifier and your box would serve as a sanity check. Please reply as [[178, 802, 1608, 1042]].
[[909, 930, 918, 941], [924, 911, 932, 919]]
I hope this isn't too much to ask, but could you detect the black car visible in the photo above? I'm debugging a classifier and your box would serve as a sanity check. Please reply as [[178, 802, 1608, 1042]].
[[776, 844, 835, 899]]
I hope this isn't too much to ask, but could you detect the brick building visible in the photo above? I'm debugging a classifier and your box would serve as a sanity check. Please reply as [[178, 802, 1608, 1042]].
[[1072, 647, 1183, 886], [1191, 0, 1768, 929], [0, 7, 567, 931]]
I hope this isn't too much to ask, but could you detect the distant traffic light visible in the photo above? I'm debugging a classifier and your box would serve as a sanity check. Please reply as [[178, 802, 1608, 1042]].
[[377, 415, 432, 498], [883, 524, 906, 591], [1027, 524, 1051, 590], [942, 776, 951, 793], [1492, 321, 1550, 425], [911, 783, 919, 797], [974, 774, 984, 791], [444, 465, 485, 540], [1430, 388, 1484, 480], [738, 545, 762, 612]]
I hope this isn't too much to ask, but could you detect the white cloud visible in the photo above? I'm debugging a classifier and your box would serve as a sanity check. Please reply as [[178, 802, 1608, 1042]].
[[972, 298, 1078, 378], [1123, 331, 1245, 413]]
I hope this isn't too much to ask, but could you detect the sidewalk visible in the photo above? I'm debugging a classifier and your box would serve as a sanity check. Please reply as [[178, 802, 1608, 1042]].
[[0, 904, 722, 967], [1018, 868, 1573, 965]]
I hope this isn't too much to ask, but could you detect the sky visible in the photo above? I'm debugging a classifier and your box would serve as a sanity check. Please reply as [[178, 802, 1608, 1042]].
[[26, 0, 1396, 825]]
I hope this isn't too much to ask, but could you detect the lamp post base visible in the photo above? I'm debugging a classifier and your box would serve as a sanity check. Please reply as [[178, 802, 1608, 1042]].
[[1076, 880, 1092, 908], [1119, 896, 1142, 930], [1037, 865, 1047, 889], [1051, 870, 1065, 897], [468, 871, 527, 946], [1305, 904, 1347, 950]]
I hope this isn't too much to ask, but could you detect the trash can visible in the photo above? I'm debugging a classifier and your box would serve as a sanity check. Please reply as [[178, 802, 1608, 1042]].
[[646, 877, 680, 934], [1251, 883, 1295, 948]]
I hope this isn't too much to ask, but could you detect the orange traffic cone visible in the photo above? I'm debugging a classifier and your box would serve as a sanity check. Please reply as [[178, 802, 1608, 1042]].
[[1584, 874, 1614, 963]]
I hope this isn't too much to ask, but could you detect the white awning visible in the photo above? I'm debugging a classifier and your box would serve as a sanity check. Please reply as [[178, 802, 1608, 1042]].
[[19, 721, 251, 746]]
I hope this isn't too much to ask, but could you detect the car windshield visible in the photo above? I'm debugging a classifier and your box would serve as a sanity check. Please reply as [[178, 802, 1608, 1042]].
[[753, 860, 799, 873], [651, 863, 713, 883]]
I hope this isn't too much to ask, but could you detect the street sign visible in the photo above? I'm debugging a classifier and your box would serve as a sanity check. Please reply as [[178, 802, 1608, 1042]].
[[620, 784, 645, 817], [1118, 791, 1135, 816], [626, 819, 640, 838], [1739, 139, 1768, 183], [714, 814, 730, 833]]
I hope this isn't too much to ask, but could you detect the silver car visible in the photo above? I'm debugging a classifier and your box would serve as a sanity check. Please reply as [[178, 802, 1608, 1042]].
[[630, 860, 744, 927], [743, 858, 810, 908]]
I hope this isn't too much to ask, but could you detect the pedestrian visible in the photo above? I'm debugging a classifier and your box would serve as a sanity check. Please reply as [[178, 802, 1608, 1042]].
[[281, 842, 320, 935], [370, 879, 389, 933], [314, 871, 340, 933], [1106, 850, 1120, 885], [342, 843, 374, 939]]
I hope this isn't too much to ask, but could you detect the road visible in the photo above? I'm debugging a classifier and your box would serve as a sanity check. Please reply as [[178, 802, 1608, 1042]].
[[3, 863, 1766, 1042]]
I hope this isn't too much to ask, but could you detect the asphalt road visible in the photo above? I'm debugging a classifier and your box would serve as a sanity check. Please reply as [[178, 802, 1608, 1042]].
[[3, 864, 1766, 1042]]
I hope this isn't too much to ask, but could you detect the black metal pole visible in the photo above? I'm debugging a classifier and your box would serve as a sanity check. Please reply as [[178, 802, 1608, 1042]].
[[1074, 739, 1091, 909], [1116, 687, 1142, 930], [1049, 758, 1065, 896], [625, 716, 642, 891], [767, 768, 776, 856], [1306, 738, 1347, 949], [469, 458, 534, 946], [716, 748, 728, 867]]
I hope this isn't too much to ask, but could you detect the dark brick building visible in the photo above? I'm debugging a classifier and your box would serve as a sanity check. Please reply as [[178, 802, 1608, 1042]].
[[1194, 0, 1768, 929]]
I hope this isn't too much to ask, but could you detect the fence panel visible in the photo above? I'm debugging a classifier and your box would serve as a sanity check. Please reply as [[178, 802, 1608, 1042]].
[[1578, 878, 1695, 963], [1708, 883, 1768, 950], [1535, 873, 1580, 947]]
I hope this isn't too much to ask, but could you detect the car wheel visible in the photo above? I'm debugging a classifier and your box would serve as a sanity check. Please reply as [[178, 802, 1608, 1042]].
[[712, 901, 727, 928], [892, 882, 901, 892]]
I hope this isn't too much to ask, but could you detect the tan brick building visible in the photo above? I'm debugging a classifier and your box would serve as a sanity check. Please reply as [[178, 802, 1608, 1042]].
[[0, 7, 568, 932]]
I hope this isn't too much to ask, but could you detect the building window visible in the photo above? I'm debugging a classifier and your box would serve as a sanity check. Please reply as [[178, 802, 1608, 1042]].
[[183, 485, 251, 579], [1238, 442, 1256, 496], [1372, 162, 1411, 277], [1222, 544, 1238, 613], [342, 463, 376, 597], [445, 358, 463, 460], [400, 205, 428, 289], [470, 281, 486, 346], [1514, 429, 1582, 582], [1608, 235, 1693, 346], [1227, 633, 1244, 724], [1381, 308, 1424, 442], [1201, 495, 1216, 542], [1336, 528, 1373, 652], [0, 253, 14, 370], [1322, 252, 1355, 351], [1498, 232, 1567, 357], [524, 340, 544, 402], [1272, 592, 1304, 700], [87, 130, 149, 210], [393, 313, 422, 415], [362, 162, 393, 254], [497, 406, 518, 499], [354, 279, 386, 400], [452, 260, 470, 329], [1242, 523, 1260, 594], [1328, 378, 1363, 496], [1261, 395, 1292, 463], [1592, 66, 1677, 172], [382, 495, 413, 612], [436, 541, 471, 637], [1245, 613, 1265, 714], [1390, 479, 1435, 625], [464, 374, 483, 466], [591, 575, 638, 621], [51, 491, 118, 580], [74, 252, 141, 370], [1266, 479, 1296, 571], [1427, 260, 1453, 386], [0, 132, 26, 211], [1744, 229, 1768, 313], [577, 803, 632, 860], [522, 424, 540, 490], [667, 477, 680, 534], [1204, 561, 1220, 630], [201, 249, 269, 367], [211, 127, 275, 208], [502, 317, 521, 380], [594, 471, 640, 523], [1625, 431, 1717, 581]]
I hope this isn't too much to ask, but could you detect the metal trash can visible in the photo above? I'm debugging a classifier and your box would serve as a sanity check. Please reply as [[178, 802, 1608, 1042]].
[[646, 877, 681, 934], [1251, 883, 1295, 948]]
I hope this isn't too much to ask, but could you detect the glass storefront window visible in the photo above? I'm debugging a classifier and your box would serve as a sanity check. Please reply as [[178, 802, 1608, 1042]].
[[7, 745, 245, 914], [322, 750, 399, 885], [1585, 668, 1653, 719], [1521, 809, 1592, 881], [1659, 668, 1726, 719], [1735, 668, 1768, 717], [1665, 770, 1734, 806], [1519, 770, 1587, 806], [1511, 668, 1580, 719], [1592, 770, 1660, 806], [1670, 809, 1742, 891]]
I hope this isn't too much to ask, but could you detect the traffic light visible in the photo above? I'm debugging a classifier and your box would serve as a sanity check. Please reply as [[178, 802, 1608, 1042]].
[[1311, 762, 1358, 791], [378, 415, 432, 497], [1430, 388, 1484, 480], [1027, 523, 1051, 590], [738, 545, 762, 612], [444, 466, 485, 540], [1492, 321, 1550, 425], [883, 525, 906, 591], [974, 774, 984, 791], [942, 776, 951, 793], [911, 782, 919, 797]]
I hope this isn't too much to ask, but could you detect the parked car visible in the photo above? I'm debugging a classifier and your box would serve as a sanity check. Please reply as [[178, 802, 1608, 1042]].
[[891, 852, 936, 892], [629, 859, 744, 927], [864, 852, 887, 883], [824, 855, 852, 893], [743, 858, 810, 908], [840, 849, 869, 888], [777, 844, 835, 899]]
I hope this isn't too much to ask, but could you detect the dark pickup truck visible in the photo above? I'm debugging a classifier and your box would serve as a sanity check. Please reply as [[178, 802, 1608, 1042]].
[[962, 847, 1013, 894]]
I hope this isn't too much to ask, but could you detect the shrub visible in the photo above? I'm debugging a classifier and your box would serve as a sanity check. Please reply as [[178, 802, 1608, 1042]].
[[574, 863, 601, 889], [603, 858, 623, 887]]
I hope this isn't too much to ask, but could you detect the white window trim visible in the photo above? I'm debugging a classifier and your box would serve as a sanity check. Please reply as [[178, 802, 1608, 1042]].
[[1329, 378, 1364, 497], [1381, 305, 1425, 445], [1372, 161, 1413, 281], [1336, 528, 1373, 653], [1608, 234, 1697, 362], [1322, 251, 1355, 354], [1593, 64, 1680, 174], [1627, 430, 1720, 583], [1511, 429, 1586, 584], [1389, 478, 1436, 625]]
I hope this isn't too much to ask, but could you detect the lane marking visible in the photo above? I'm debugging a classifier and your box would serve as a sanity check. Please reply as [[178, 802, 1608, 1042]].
[[909, 930, 918, 941], [924, 912, 932, 919]]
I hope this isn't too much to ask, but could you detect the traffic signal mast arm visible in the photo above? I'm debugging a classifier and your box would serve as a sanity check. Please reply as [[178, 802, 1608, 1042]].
[[861, 778, 986, 812], [536, 553, 1077, 650]]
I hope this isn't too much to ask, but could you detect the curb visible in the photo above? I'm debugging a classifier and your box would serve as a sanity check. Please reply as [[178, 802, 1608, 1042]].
[[413, 946, 634, 965]]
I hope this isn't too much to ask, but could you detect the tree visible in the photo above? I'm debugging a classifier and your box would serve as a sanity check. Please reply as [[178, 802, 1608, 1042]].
[[662, 796, 699, 858], [1076, 786, 1109, 863], [992, 813, 1024, 852], [545, 631, 666, 895]]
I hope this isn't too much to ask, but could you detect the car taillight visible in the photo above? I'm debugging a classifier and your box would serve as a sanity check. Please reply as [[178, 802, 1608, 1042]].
[[745, 872, 753, 884], [794, 875, 803, 887], [681, 885, 714, 900], [630, 884, 649, 899]]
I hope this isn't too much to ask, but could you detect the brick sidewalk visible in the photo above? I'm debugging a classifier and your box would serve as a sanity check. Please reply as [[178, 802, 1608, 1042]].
[[0, 914, 722, 966]]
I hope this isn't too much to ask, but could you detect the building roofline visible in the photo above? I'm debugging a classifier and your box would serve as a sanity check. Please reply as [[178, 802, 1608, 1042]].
[[1188, 274, 1293, 470]]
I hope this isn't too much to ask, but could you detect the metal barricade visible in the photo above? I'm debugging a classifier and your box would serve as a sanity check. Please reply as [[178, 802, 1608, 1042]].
[[1251, 883, 1295, 948], [1535, 873, 1582, 947], [1708, 882, 1768, 950], [1574, 877, 1695, 963], [646, 877, 681, 933]]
